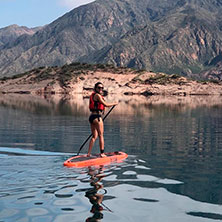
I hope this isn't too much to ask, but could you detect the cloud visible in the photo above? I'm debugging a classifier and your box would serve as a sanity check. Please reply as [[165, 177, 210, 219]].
[[59, 0, 95, 9]]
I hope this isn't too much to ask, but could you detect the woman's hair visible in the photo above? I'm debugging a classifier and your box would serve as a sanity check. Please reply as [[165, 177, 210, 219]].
[[94, 82, 103, 90]]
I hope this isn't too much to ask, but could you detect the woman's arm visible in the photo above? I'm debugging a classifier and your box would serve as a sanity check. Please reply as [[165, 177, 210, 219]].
[[95, 94, 118, 107]]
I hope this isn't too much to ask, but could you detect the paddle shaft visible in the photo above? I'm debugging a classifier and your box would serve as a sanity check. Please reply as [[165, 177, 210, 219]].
[[77, 105, 116, 155]]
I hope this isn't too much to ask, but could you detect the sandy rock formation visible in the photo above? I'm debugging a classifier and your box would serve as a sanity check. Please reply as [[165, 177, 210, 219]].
[[0, 64, 222, 96]]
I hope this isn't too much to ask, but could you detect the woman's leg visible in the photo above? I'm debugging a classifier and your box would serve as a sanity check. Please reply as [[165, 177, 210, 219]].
[[94, 118, 105, 157], [87, 123, 98, 156], [88, 118, 105, 157]]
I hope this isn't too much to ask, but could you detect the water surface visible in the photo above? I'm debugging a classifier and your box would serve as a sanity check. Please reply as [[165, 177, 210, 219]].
[[0, 94, 222, 222]]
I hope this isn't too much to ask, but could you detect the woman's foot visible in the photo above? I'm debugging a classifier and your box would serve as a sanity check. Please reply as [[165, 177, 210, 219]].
[[100, 153, 106, 158]]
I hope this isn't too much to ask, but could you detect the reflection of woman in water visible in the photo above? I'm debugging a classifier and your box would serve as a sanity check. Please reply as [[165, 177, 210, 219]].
[[85, 166, 105, 222]]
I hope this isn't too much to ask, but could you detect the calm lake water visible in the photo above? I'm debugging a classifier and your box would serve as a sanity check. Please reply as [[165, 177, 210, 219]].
[[0, 94, 222, 222]]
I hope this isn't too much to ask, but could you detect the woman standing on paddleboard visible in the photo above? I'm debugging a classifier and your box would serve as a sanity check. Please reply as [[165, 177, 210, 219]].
[[88, 82, 118, 157]]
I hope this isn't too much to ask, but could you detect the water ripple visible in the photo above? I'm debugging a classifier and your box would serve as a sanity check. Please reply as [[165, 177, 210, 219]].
[[0, 154, 221, 222]]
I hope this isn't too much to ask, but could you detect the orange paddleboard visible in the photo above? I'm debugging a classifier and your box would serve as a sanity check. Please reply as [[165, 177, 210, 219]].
[[63, 151, 128, 168]]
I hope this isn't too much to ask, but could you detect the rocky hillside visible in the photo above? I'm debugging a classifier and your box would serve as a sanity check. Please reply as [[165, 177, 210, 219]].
[[79, 0, 222, 79], [0, 0, 222, 79], [0, 63, 221, 96], [0, 25, 42, 48]]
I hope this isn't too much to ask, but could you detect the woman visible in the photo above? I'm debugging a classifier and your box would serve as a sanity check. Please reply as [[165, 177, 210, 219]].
[[88, 82, 118, 157]]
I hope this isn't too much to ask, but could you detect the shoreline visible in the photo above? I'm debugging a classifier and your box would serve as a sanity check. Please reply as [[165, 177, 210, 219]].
[[0, 64, 221, 97]]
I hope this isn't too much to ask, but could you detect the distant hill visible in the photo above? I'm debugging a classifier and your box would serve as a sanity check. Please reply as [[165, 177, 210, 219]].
[[0, 0, 222, 80], [0, 25, 42, 48], [0, 63, 222, 96]]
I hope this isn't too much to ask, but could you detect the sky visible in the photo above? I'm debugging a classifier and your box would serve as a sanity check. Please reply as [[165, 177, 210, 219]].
[[0, 0, 95, 29]]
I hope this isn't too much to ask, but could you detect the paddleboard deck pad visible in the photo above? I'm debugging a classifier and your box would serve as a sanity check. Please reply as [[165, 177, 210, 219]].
[[63, 151, 128, 168]]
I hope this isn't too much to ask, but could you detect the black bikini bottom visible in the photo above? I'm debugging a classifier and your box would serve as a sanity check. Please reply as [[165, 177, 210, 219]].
[[89, 114, 102, 124]]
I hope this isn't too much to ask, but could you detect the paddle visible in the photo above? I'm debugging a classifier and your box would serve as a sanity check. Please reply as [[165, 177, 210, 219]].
[[76, 105, 116, 156]]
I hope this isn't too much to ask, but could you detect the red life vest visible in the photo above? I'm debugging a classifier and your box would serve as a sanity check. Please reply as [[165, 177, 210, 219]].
[[89, 92, 105, 112]]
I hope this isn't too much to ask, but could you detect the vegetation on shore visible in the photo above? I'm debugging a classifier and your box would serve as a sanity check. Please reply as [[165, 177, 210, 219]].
[[0, 62, 221, 96], [0, 62, 206, 84], [0, 63, 146, 87]]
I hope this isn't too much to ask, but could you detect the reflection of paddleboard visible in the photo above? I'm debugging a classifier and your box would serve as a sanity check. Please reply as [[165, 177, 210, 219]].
[[63, 151, 128, 168]]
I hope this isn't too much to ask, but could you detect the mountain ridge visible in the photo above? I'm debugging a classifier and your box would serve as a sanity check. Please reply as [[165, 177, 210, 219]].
[[0, 24, 42, 48], [1, 0, 222, 79], [79, 1, 222, 78]]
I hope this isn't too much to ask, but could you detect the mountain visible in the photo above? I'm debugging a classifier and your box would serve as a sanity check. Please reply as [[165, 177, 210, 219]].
[[1, 0, 222, 79], [79, 0, 222, 79], [0, 25, 42, 48], [0, 0, 153, 76]]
